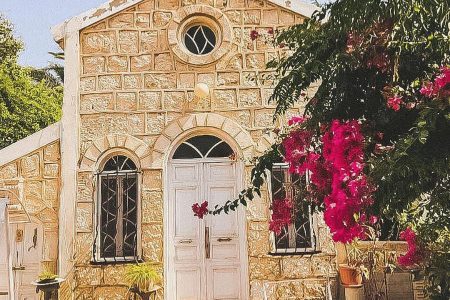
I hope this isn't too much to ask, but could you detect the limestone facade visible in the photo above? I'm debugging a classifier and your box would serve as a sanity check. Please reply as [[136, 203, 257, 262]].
[[68, 0, 338, 299]]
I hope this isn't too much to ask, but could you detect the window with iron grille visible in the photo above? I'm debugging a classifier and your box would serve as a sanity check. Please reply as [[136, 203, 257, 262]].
[[94, 155, 140, 262], [270, 163, 316, 254]]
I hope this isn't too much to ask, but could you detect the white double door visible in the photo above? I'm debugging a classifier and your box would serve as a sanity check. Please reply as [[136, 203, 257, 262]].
[[167, 160, 247, 300]]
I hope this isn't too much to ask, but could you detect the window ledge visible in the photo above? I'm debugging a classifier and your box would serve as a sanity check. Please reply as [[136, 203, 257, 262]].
[[90, 258, 143, 265], [267, 250, 322, 257]]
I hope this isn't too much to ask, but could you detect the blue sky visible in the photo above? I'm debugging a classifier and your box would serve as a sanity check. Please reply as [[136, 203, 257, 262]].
[[0, 0, 325, 68], [0, 0, 106, 67]]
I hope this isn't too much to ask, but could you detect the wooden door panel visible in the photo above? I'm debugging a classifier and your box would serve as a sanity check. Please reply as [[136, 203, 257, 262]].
[[205, 163, 236, 180], [173, 164, 200, 182], [21, 225, 42, 264], [14, 223, 42, 300], [208, 265, 240, 300], [174, 187, 201, 239], [0, 217, 9, 296], [211, 243, 239, 260], [175, 244, 199, 262], [175, 268, 202, 300], [207, 185, 238, 238]]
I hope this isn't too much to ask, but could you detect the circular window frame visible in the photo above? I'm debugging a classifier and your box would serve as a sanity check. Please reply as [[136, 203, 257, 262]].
[[168, 5, 233, 65]]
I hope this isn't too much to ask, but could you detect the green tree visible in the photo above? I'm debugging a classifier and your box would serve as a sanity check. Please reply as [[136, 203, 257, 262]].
[[0, 15, 22, 62], [212, 1, 448, 298], [0, 15, 62, 149]]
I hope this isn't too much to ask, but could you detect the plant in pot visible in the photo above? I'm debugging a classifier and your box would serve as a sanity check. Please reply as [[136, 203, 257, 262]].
[[34, 270, 61, 300], [339, 240, 369, 286], [125, 263, 161, 300], [37, 270, 58, 284]]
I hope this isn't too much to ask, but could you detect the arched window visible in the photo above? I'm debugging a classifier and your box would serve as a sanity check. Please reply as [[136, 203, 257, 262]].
[[94, 155, 139, 262], [172, 135, 234, 159]]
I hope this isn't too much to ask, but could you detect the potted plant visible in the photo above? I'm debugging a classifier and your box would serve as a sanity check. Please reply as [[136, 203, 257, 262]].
[[33, 270, 63, 300], [37, 270, 58, 284], [339, 240, 368, 286], [125, 263, 161, 300]]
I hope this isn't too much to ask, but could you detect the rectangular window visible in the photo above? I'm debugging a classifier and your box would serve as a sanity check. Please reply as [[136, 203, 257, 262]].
[[96, 172, 138, 262], [270, 163, 316, 253]]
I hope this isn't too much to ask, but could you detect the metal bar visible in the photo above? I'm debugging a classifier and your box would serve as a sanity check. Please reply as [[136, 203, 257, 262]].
[[205, 227, 210, 259], [116, 174, 123, 257], [92, 174, 99, 262], [217, 237, 232, 242]]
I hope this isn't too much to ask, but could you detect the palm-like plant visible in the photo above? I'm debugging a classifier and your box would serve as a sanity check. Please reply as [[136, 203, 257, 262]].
[[125, 263, 161, 299], [30, 52, 64, 87]]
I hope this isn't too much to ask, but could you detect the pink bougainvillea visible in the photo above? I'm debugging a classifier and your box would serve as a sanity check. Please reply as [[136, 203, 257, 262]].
[[420, 66, 450, 98], [269, 198, 293, 235], [287, 115, 307, 126], [387, 95, 404, 111], [192, 201, 208, 219], [282, 117, 313, 175], [250, 30, 259, 41], [397, 227, 425, 267], [281, 118, 376, 243], [321, 120, 375, 243]]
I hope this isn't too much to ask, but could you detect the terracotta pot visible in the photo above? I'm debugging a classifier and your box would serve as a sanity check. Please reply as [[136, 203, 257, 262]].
[[339, 264, 363, 286]]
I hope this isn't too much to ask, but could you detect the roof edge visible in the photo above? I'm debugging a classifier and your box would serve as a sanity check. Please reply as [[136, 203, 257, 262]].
[[51, 0, 144, 42], [51, 0, 319, 42], [0, 122, 61, 167]]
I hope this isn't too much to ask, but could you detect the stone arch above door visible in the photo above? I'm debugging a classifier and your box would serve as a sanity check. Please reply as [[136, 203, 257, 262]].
[[149, 113, 255, 169], [79, 134, 150, 171]]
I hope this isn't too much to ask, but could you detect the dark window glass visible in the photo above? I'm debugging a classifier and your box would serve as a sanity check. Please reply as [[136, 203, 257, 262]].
[[207, 141, 234, 158], [270, 164, 314, 252], [97, 156, 138, 261], [172, 135, 234, 159], [184, 25, 216, 55], [172, 143, 202, 159], [103, 155, 136, 172], [100, 176, 117, 258]]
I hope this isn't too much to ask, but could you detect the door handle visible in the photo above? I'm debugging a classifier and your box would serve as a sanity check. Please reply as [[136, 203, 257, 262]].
[[217, 237, 232, 242], [205, 227, 210, 259], [179, 239, 193, 244], [12, 266, 25, 271]]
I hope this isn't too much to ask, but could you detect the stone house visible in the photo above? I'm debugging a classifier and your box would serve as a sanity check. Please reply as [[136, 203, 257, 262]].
[[0, 0, 345, 299]]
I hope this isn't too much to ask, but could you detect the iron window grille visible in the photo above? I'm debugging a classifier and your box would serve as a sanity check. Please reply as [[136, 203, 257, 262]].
[[269, 163, 317, 254], [184, 24, 217, 55], [93, 155, 140, 263]]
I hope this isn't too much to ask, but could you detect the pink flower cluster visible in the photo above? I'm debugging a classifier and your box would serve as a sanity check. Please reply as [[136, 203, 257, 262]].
[[322, 120, 375, 243], [282, 117, 313, 175], [420, 66, 450, 98], [387, 95, 404, 111], [397, 227, 424, 267], [192, 201, 208, 219], [282, 118, 375, 243], [269, 198, 293, 235], [250, 28, 275, 41]]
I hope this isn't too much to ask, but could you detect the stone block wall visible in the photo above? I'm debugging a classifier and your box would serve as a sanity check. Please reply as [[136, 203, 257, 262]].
[[0, 142, 60, 274], [73, 0, 335, 299]]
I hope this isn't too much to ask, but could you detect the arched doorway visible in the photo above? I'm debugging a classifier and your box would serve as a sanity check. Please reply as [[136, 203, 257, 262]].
[[166, 134, 248, 300]]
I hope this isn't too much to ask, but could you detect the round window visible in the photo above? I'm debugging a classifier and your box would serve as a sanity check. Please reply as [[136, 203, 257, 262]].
[[184, 25, 217, 55]]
